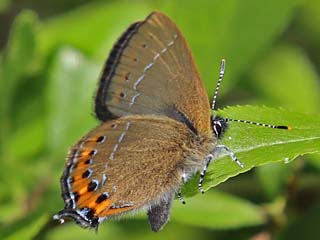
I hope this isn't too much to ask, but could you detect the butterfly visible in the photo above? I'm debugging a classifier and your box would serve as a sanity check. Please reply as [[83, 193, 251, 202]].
[[54, 11, 289, 232]]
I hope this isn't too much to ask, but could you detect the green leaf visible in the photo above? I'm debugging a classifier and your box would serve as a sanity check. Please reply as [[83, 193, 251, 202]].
[[249, 44, 320, 197], [183, 106, 320, 196], [0, 0, 10, 14], [0, 10, 46, 166], [0, 213, 49, 240], [152, 0, 300, 96], [0, 10, 39, 221], [172, 191, 265, 229], [251, 44, 320, 113], [279, 205, 320, 240], [48, 219, 209, 240], [133, 191, 265, 229], [38, 1, 151, 58], [308, 153, 320, 169], [296, 0, 320, 47], [46, 47, 100, 164], [0, 10, 38, 144], [1, 10, 37, 85], [256, 162, 293, 200]]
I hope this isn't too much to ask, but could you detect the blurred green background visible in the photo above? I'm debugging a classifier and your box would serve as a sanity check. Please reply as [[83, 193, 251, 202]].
[[1, 0, 320, 239]]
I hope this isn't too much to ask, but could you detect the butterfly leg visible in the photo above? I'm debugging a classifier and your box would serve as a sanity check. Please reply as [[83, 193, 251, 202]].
[[148, 192, 174, 232], [216, 145, 244, 168], [198, 154, 214, 194], [177, 172, 188, 204], [198, 146, 244, 193], [177, 192, 186, 205]]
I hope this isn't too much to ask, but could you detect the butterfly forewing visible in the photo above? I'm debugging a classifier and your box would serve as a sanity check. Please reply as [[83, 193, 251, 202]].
[[95, 12, 211, 136]]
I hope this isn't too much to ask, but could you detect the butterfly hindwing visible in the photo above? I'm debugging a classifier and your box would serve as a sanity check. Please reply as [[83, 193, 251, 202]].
[[57, 115, 213, 228]]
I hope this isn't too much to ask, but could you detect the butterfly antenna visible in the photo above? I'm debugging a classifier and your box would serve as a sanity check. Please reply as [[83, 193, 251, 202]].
[[225, 118, 292, 130], [212, 59, 226, 111]]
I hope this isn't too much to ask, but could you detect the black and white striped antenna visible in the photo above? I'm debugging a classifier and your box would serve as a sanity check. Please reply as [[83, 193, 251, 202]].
[[211, 59, 292, 130], [211, 59, 225, 111], [225, 118, 291, 130]]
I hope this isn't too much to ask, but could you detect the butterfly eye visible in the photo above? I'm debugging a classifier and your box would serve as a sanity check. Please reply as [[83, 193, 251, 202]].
[[213, 121, 222, 137]]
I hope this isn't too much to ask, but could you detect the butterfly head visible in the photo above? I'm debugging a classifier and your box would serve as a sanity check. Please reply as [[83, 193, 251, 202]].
[[211, 115, 228, 139]]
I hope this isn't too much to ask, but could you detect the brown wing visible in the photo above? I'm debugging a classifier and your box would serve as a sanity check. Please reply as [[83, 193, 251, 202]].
[[95, 12, 211, 137], [56, 115, 210, 227]]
